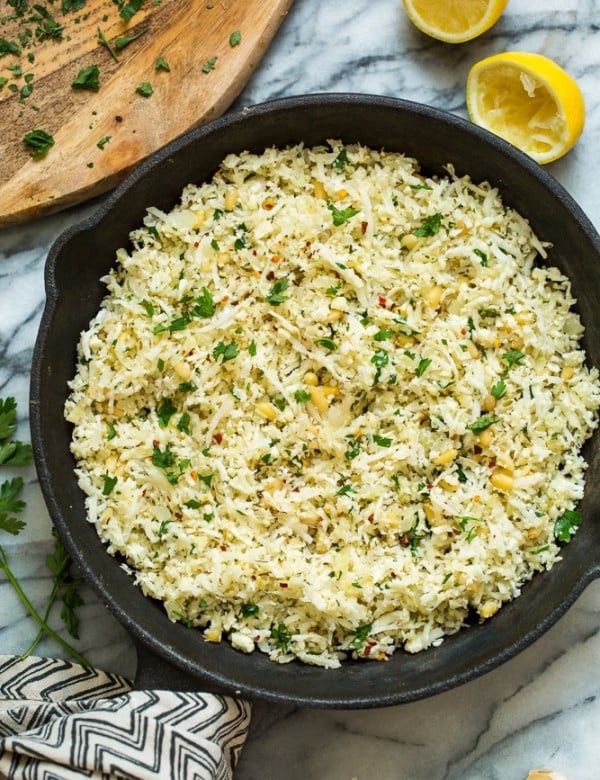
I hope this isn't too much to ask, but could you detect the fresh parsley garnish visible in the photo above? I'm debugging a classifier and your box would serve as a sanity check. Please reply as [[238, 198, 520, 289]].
[[554, 509, 582, 542], [136, 81, 153, 97], [315, 337, 337, 351], [413, 212, 442, 237], [71, 64, 100, 91], [213, 340, 240, 363], [22, 128, 54, 158], [467, 415, 499, 434], [326, 201, 360, 226], [229, 29, 241, 47], [265, 277, 289, 306]]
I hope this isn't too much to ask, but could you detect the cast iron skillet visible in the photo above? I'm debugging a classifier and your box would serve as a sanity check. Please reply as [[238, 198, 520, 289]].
[[30, 94, 600, 708]]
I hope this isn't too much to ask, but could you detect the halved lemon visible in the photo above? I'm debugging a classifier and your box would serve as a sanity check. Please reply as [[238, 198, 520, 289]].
[[402, 0, 509, 44], [466, 52, 585, 164]]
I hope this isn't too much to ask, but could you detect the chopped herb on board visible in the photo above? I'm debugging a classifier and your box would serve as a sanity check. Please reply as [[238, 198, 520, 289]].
[[97, 27, 119, 62], [115, 29, 147, 51], [155, 56, 170, 71], [71, 64, 100, 91], [202, 56, 217, 73], [116, 0, 145, 22], [136, 81, 153, 97], [229, 29, 241, 47], [22, 129, 54, 158], [96, 135, 111, 149]]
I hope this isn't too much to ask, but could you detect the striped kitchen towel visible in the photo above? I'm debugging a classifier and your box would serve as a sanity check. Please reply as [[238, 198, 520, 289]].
[[0, 655, 251, 779]]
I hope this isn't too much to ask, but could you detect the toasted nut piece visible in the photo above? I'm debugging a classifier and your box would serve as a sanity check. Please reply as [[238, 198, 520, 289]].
[[204, 626, 222, 643], [433, 448, 458, 466], [439, 479, 458, 492], [479, 600, 501, 619], [256, 401, 278, 420], [515, 311, 535, 326], [490, 472, 514, 492], [337, 188, 348, 200], [310, 386, 330, 412], [426, 284, 443, 308], [561, 365, 575, 380], [262, 197, 276, 210], [466, 340, 480, 359], [482, 394, 497, 412], [478, 428, 494, 448], [313, 180, 327, 199], [193, 209, 206, 229], [423, 502, 444, 527], [401, 233, 419, 250], [526, 772, 569, 780], [173, 360, 192, 381], [303, 371, 319, 387], [224, 188, 239, 211]]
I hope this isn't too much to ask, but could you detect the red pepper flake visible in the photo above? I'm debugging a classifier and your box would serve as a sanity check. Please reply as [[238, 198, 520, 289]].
[[361, 220, 368, 234], [174, 512, 182, 520], [152, 439, 159, 447], [368, 513, 375, 523], [377, 295, 387, 307], [266, 270, 275, 281], [427, 483, 434, 490], [279, 582, 288, 588], [194, 241, 200, 248], [221, 295, 229, 302], [488, 459, 497, 468], [214, 432, 223, 444], [461, 327, 467, 335]]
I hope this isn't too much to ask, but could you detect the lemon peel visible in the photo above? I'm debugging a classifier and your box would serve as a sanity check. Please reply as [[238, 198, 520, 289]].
[[466, 52, 585, 164], [402, 0, 509, 44]]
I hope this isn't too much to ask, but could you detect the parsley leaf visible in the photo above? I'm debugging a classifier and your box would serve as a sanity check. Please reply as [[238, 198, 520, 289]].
[[326, 200, 360, 226], [415, 357, 432, 377], [554, 509, 582, 542], [22, 129, 54, 158], [413, 212, 442, 237], [71, 64, 100, 91], [213, 340, 240, 363], [315, 337, 337, 351], [467, 415, 499, 434], [193, 287, 215, 318], [373, 434, 392, 447], [265, 277, 289, 306]]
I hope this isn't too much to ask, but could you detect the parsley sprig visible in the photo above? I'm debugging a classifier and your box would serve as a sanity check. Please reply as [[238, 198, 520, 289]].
[[0, 397, 87, 665]]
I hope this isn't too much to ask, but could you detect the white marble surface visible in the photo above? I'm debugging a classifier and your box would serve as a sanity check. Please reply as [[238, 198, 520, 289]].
[[2, 0, 600, 778]]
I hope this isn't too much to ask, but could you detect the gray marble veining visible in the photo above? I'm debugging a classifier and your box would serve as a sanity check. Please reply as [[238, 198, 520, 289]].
[[2, 1, 600, 778]]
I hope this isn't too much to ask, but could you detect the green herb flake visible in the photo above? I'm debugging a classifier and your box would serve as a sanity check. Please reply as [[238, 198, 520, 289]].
[[22, 129, 55, 158], [96, 135, 111, 150], [413, 212, 442, 237], [474, 248, 488, 266], [136, 81, 153, 97], [415, 357, 432, 377], [554, 509, 582, 542], [248, 340, 257, 357], [271, 623, 292, 652], [373, 434, 392, 447], [155, 56, 170, 71], [332, 148, 349, 170], [193, 287, 215, 318], [467, 415, 499, 434], [202, 55, 217, 73], [294, 389, 312, 403], [71, 64, 100, 91], [491, 380, 507, 400], [326, 200, 360, 226], [265, 277, 289, 306], [241, 603, 259, 617], [102, 474, 118, 496], [212, 340, 240, 363], [157, 397, 177, 427], [315, 337, 338, 351], [115, 28, 147, 51], [229, 29, 241, 47]]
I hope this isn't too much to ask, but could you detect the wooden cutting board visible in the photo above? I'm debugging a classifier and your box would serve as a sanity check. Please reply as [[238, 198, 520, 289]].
[[0, 0, 294, 227]]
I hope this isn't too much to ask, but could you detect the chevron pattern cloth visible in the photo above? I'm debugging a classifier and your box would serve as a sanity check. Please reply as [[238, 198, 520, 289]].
[[0, 656, 251, 779]]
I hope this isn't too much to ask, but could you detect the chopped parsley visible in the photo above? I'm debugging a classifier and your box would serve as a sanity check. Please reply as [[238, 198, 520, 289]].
[[136, 81, 153, 97], [102, 474, 118, 496], [491, 380, 507, 400], [554, 509, 581, 542], [415, 357, 432, 377], [22, 129, 54, 158], [193, 287, 215, 318], [229, 29, 241, 47], [202, 55, 217, 73], [294, 389, 312, 403], [212, 340, 240, 363], [413, 212, 441, 237], [315, 337, 337, 351], [71, 64, 100, 91], [265, 277, 289, 306], [327, 201, 360, 226], [373, 434, 392, 447], [467, 415, 499, 434]]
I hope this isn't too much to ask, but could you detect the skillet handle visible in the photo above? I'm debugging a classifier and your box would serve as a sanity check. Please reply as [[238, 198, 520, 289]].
[[133, 638, 223, 694]]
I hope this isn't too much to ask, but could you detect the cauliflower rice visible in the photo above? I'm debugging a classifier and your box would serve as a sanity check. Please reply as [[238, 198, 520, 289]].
[[65, 142, 600, 668]]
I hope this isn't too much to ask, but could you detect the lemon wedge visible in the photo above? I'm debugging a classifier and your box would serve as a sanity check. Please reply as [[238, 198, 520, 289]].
[[402, 0, 509, 43], [466, 52, 585, 164]]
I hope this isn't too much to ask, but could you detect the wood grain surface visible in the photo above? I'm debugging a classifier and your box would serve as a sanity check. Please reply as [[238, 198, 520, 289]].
[[0, 0, 293, 226]]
